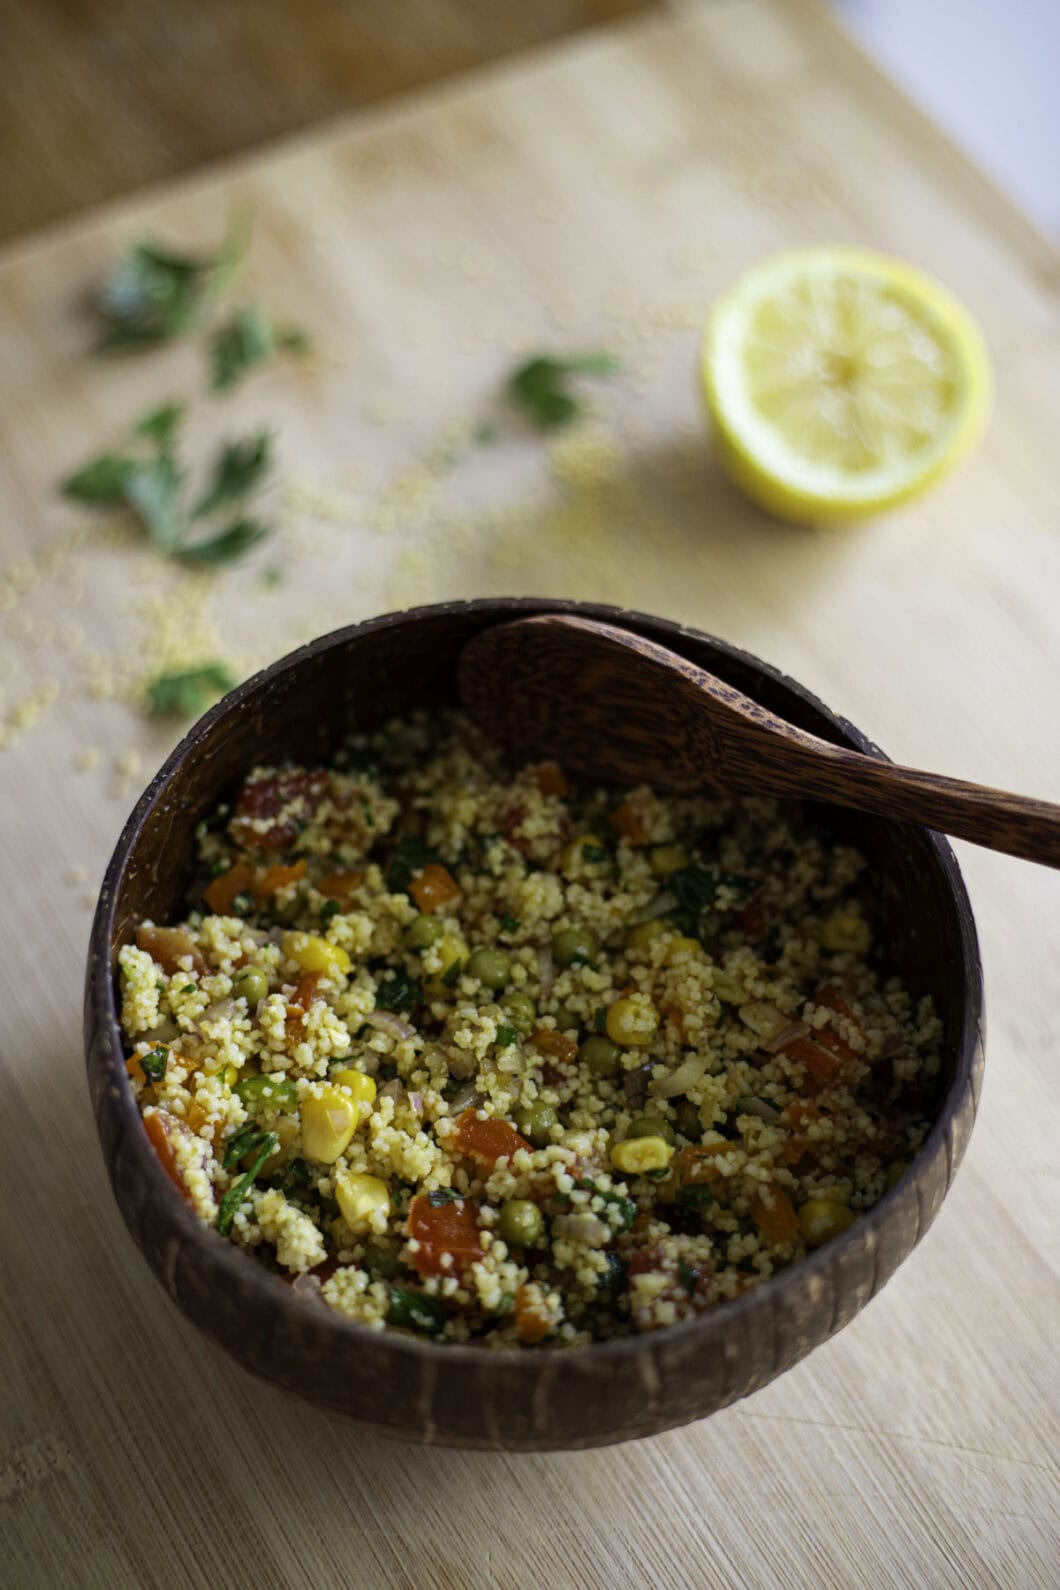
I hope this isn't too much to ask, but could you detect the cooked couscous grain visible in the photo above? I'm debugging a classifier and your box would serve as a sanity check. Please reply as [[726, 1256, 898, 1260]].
[[121, 713, 941, 1346]]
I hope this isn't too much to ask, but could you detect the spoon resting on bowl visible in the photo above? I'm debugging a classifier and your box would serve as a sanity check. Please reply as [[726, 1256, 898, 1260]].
[[458, 614, 1060, 868]]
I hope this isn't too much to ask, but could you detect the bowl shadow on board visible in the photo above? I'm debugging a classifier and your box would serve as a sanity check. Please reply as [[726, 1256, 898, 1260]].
[[84, 597, 983, 1451], [544, 432, 869, 643]]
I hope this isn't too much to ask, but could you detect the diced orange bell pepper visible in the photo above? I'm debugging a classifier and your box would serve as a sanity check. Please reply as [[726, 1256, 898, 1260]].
[[530, 1029, 578, 1064], [142, 1109, 190, 1200], [750, 1185, 799, 1246], [526, 761, 569, 798], [136, 925, 209, 977], [514, 1282, 552, 1344], [407, 1193, 483, 1278], [609, 800, 648, 846], [204, 862, 255, 916], [782, 1037, 845, 1090], [454, 1108, 530, 1169], [676, 1142, 730, 1186], [410, 863, 461, 913], [317, 869, 365, 905], [254, 859, 307, 901]]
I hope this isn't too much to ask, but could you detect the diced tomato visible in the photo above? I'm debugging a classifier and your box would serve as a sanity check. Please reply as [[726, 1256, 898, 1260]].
[[530, 1029, 578, 1064], [204, 862, 255, 916], [136, 925, 208, 977], [783, 1036, 845, 1089], [407, 1193, 483, 1278], [525, 761, 568, 798], [749, 1185, 799, 1246], [142, 1109, 191, 1201], [231, 768, 329, 852], [609, 800, 648, 846], [454, 1109, 530, 1169], [514, 1283, 552, 1344], [409, 863, 461, 913]]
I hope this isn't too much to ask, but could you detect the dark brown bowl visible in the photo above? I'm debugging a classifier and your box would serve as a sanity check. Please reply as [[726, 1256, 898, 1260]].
[[84, 598, 983, 1450]]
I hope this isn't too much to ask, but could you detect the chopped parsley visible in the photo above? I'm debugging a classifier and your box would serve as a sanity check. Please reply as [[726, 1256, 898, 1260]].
[[145, 662, 236, 719], [495, 1025, 519, 1048], [375, 969, 421, 1011], [385, 1286, 448, 1335], [386, 833, 438, 894], [440, 959, 462, 987], [217, 1124, 279, 1235], [319, 899, 341, 923], [427, 1188, 460, 1207], [93, 217, 248, 351], [191, 431, 272, 518], [507, 350, 620, 430], [498, 912, 520, 934], [139, 1045, 169, 1084]]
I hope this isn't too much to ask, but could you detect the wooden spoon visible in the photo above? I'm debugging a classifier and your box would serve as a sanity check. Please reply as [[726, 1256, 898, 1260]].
[[459, 613, 1060, 867]]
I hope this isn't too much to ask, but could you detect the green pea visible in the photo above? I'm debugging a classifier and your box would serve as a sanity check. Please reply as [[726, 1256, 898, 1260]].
[[467, 947, 512, 990], [579, 1035, 622, 1077], [498, 1199, 545, 1247], [552, 926, 598, 967], [500, 991, 536, 1034], [405, 914, 446, 951], [673, 1098, 702, 1142], [234, 1074, 298, 1111], [626, 1115, 676, 1145], [232, 967, 268, 1006], [513, 1101, 557, 1147], [551, 1005, 581, 1034]]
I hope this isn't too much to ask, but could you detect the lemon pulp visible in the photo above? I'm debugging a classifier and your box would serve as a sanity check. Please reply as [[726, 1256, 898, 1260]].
[[702, 248, 991, 523]]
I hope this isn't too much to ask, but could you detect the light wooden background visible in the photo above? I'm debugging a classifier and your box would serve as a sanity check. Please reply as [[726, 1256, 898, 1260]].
[[1, 2, 1058, 1585]]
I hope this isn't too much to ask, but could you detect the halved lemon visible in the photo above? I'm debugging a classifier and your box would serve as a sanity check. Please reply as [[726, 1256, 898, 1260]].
[[702, 248, 991, 524]]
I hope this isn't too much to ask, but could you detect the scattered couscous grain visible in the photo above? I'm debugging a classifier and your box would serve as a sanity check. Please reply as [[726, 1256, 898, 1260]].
[[121, 712, 941, 1346]]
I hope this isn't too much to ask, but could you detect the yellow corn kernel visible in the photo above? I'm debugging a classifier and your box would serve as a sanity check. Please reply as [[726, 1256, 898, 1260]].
[[663, 935, 702, 966], [282, 932, 352, 977], [335, 1169, 391, 1232], [817, 912, 871, 956], [332, 1068, 377, 1107], [606, 995, 660, 1047], [300, 1088, 358, 1162], [798, 1197, 855, 1248], [611, 1136, 675, 1174], [650, 844, 689, 877], [424, 932, 468, 990], [560, 833, 609, 878], [624, 919, 673, 957]]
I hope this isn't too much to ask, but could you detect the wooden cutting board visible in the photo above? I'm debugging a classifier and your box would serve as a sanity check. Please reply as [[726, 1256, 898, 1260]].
[[1, 1, 1057, 1584]]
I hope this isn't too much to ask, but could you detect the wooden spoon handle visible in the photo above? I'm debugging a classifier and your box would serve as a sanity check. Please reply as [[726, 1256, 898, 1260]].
[[778, 737, 1060, 867]]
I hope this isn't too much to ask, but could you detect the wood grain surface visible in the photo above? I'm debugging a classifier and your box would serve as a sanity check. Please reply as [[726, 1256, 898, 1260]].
[[0, 0, 650, 242], [1, 0, 1058, 1583]]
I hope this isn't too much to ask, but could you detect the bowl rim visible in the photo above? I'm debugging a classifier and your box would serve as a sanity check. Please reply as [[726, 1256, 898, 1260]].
[[87, 596, 984, 1375]]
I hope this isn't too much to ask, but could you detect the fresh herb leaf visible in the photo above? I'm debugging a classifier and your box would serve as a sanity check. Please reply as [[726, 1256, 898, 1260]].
[[133, 401, 186, 452], [276, 324, 312, 355], [216, 1129, 279, 1235], [140, 1045, 169, 1084], [498, 912, 520, 935], [385, 1285, 448, 1335], [192, 432, 272, 519], [495, 1025, 518, 1048], [234, 1075, 298, 1111], [95, 218, 249, 351], [375, 969, 421, 1011], [593, 1005, 607, 1034], [209, 304, 274, 391], [61, 453, 138, 504], [123, 452, 185, 553], [576, 1179, 636, 1231], [678, 1260, 699, 1295], [507, 351, 620, 430], [145, 662, 236, 719], [581, 842, 608, 863], [427, 1188, 460, 1207], [440, 959, 462, 988], [320, 899, 341, 924], [174, 516, 270, 566]]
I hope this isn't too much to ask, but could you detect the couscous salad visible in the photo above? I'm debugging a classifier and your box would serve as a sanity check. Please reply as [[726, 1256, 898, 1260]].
[[121, 714, 940, 1346]]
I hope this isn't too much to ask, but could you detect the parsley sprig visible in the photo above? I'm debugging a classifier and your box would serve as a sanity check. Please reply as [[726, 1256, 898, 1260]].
[[508, 351, 620, 430], [217, 1125, 280, 1235]]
